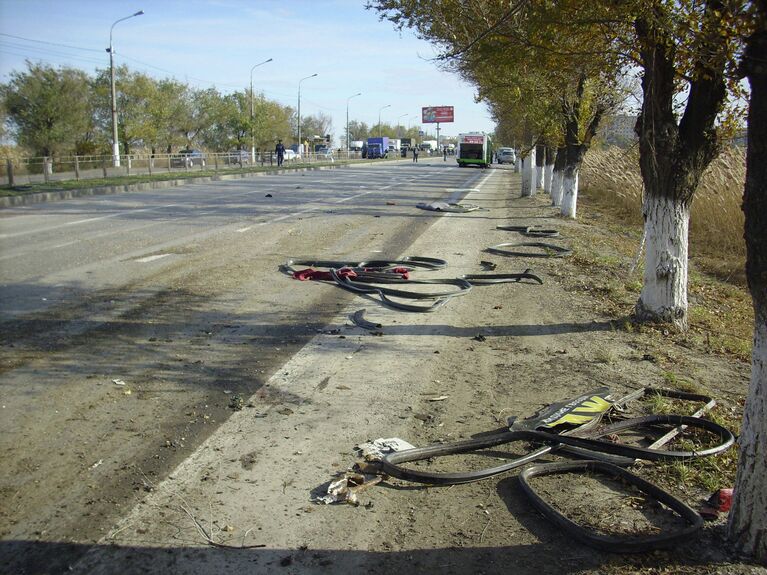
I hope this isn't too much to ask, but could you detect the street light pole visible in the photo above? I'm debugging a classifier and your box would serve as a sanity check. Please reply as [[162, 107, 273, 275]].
[[378, 104, 391, 138], [397, 113, 407, 139], [250, 58, 273, 164], [297, 73, 317, 155], [346, 92, 361, 155], [107, 9, 144, 168]]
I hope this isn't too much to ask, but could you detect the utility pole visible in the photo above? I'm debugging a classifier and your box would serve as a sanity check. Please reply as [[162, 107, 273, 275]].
[[107, 10, 144, 168]]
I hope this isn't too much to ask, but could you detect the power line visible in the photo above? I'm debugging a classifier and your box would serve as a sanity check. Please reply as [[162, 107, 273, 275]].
[[0, 32, 102, 53]]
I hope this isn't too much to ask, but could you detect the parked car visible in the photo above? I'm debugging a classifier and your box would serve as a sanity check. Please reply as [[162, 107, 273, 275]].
[[284, 149, 301, 161], [497, 148, 516, 164], [171, 148, 205, 167]]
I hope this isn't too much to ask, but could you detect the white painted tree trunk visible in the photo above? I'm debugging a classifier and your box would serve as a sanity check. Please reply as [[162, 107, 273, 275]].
[[521, 151, 536, 197], [635, 195, 690, 330], [535, 164, 544, 190], [514, 156, 521, 173], [551, 169, 564, 206], [544, 162, 554, 195], [560, 169, 579, 218], [728, 318, 767, 561]]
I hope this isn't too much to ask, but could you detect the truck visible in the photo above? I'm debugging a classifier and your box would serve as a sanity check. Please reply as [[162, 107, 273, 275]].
[[388, 139, 401, 154], [349, 140, 364, 151], [420, 140, 438, 153], [456, 132, 493, 168], [366, 137, 389, 159]]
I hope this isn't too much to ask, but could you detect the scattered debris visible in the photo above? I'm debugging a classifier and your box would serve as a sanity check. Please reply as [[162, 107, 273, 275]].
[[356, 437, 416, 461], [277, 407, 294, 416], [91, 459, 103, 470], [229, 395, 244, 411], [351, 309, 383, 331], [473, 334, 487, 342], [701, 487, 734, 518], [112, 379, 126, 386], [428, 395, 449, 402], [480, 260, 497, 271], [315, 472, 384, 505], [486, 242, 572, 258], [416, 201, 481, 213], [496, 225, 561, 238]]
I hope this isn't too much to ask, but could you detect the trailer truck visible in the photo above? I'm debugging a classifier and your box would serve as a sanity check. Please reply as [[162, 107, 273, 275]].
[[366, 137, 389, 159], [456, 132, 493, 168]]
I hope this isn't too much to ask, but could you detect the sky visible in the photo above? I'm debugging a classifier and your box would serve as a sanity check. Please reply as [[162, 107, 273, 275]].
[[0, 0, 495, 143]]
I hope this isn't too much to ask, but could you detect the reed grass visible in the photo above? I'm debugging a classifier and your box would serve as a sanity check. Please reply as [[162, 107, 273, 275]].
[[580, 146, 747, 282]]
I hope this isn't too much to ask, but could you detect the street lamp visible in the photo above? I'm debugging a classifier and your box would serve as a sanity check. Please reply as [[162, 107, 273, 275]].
[[397, 113, 407, 138], [346, 92, 361, 154], [107, 9, 144, 168], [297, 73, 318, 154], [250, 58, 273, 163], [378, 104, 391, 138]]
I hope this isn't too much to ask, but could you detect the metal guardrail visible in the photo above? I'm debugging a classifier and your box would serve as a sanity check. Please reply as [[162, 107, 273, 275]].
[[0, 150, 374, 187]]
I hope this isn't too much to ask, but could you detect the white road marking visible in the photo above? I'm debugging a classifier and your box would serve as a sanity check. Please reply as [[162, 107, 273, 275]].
[[52, 241, 79, 249], [136, 254, 171, 263]]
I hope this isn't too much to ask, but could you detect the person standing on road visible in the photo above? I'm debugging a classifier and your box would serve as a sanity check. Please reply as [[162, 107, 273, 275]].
[[443, 146, 448, 162], [275, 140, 285, 167], [413, 147, 419, 163]]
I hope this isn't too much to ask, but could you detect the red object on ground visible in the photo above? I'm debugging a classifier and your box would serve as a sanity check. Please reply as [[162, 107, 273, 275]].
[[710, 488, 733, 512], [292, 268, 358, 281]]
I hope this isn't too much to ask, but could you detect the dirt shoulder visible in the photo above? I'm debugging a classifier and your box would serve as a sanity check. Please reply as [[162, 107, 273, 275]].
[[49, 168, 766, 574]]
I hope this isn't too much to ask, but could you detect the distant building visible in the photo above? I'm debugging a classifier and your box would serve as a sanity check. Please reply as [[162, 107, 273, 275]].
[[600, 114, 638, 147]]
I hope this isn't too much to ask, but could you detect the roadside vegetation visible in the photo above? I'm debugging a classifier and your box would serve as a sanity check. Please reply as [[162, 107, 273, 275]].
[[0, 62, 429, 162], [556, 144, 751, 501]]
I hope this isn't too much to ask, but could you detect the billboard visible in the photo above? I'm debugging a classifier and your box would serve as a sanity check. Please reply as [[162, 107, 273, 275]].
[[422, 106, 454, 123]]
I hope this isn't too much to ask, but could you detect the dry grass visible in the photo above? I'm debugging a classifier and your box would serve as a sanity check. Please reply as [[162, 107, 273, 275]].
[[580, 146, 747, 283]]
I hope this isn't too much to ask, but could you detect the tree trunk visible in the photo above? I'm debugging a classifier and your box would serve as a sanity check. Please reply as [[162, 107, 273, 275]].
[[535, 143, 545, 189], [521, 147, 536, 197], [551, 146, 566, 206], [635, 194, 690, 329], [728, 9, 767, 563], [514, 155, 521, 173], [633, 6, 727, 330], [560, 166, 579, 218], [544, 146, 555, 195]]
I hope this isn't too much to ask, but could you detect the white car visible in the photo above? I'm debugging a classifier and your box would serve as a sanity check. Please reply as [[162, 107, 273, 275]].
[[284, 149, 301, 161], [497, 148, 516, 164]]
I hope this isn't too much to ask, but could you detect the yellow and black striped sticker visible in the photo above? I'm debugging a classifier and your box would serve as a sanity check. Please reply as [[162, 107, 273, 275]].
[[538, 394, 613, 428]]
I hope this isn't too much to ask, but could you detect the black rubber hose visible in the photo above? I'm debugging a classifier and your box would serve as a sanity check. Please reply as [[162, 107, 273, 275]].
[[380, 431, 635, 485], [331, 270, 473, 300], [461, 271, 543, 285], [330, 269, 465, 313], [380, 415, 734, 485], [496, 225, 561, 238], [485, 242, 572, 258], [380, 431, 553, 484], [518, 461, 703, 553], [528, 414, 734, 461]]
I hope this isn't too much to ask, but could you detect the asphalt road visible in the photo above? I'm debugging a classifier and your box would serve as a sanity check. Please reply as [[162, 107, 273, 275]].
[[0, 157, 491, 573]]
